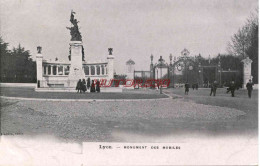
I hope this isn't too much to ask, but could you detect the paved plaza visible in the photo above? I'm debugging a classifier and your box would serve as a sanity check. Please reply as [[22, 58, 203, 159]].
[[0, 87, 257, 142]]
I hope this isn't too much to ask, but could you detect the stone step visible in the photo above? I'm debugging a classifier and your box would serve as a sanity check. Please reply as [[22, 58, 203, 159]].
[[35, 87, 123, 93]]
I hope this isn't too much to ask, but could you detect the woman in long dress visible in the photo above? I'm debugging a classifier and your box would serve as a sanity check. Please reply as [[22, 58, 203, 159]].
[[96, 80, 100, 92], [90, 80, 96, 92]]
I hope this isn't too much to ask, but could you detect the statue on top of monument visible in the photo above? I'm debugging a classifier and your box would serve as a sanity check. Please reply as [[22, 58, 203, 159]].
[[66, 10, 82, 41]]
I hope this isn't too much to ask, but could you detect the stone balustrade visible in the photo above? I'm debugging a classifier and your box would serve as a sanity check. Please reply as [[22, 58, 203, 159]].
[[42, 62, 108, 77], [36, 44, 114, 88]]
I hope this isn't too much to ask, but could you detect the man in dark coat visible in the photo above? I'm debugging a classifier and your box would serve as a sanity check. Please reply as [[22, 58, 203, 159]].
[[246, 79, 253, 98], [96, 80, 100, 92], [229, 81, 236, 97], [90, 80, 96, 92], [184, 82, 189, 95], [210, 81, 218, 96], [192, 84, 195, 90], [76, 79, 82, 93], [82, 79, 86, 93]]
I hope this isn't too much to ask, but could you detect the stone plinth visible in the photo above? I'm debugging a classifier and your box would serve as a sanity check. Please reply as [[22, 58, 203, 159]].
[[241, 57, 253, 88], [107, 55, 115, 80], [68, 41, 86, 87]]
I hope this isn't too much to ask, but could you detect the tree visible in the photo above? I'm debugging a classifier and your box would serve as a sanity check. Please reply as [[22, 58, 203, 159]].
[[0, 37, 11, 80], [0, 38, 36, 83], [227, 9, 258, 83]]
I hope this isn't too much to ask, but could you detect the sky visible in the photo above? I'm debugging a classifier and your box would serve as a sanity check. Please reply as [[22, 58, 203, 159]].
[[0, 0, 258, 74]]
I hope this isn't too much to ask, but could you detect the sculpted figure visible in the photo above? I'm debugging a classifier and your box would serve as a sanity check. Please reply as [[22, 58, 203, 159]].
[[66, 11, 82, 41]]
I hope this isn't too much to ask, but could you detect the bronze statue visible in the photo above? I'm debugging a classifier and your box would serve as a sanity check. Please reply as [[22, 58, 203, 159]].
[[37, 46, 42, 54], [66, 11, 82, 41], [108, 48, 113, 55]]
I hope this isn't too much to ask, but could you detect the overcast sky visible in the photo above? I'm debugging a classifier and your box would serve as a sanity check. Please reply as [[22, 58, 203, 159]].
[[0, 0, 258, 73]]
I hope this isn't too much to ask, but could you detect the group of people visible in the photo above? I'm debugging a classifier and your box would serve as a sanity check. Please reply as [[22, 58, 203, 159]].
[[184, 79, 254, 98], [76, 78, 100, 93], [184, 82, 199, 95]]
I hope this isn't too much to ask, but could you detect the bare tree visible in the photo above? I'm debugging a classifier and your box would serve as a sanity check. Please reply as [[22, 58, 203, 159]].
[[227, 9, 258, 59]]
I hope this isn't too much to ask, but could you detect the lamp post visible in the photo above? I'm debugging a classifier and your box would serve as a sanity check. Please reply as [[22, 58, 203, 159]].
[[169, 54, 173, 88], [181, 49, 190, 83], [218, 59, 222, 87]]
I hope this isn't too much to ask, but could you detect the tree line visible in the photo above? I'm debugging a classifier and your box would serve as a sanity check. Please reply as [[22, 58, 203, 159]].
[[0, 37, 36, 83]]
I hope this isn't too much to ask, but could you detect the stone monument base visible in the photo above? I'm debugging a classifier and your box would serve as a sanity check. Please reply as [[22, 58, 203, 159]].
[[67, 67, 86, 87]]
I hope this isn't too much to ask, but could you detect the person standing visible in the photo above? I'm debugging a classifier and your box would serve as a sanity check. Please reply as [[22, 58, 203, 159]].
[[192, 84, 195, 90], [210, 81, 218, 96], [246, 79, 253, 98], [90, 80, 96, 92], [76, 79, 82, 93], [82, 79, 86, 93], [87, 77, 91, 91], [96, 80, 100, 93], [229, 81, 236, 97], [184, 82, 189, 95], [195, 83, 198, 90]]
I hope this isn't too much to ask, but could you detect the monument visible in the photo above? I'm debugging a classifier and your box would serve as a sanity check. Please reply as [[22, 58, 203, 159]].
[[242, 57, 253, 88], [35, 11, 115, 90], [66, 11, 85, 87]]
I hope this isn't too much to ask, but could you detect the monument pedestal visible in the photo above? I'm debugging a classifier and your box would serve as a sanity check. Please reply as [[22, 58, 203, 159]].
[[67, 41, 85, 87]]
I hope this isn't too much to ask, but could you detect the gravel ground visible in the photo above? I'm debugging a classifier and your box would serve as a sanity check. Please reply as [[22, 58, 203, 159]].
[[1, 96, 248, 142]]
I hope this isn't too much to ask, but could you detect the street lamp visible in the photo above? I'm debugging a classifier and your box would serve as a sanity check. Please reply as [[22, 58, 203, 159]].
[[158, 56, 164, 94]]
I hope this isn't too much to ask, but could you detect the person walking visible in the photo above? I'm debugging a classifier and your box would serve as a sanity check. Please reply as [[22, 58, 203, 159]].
[[210, 81, 218, 96], [76, 79, 82, 93], [246, 79, 253, 98], [229, 81, 236, 97], [96, 80, 100, 93], [184, 82, 189, 95], [90, 80, 96, 92], [82, 79, 86, 93]]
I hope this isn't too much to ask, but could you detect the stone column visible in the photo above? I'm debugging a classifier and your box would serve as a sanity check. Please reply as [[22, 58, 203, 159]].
[[36, 51, 43, 87], [242, 57, 253, 88], [56, 65, 58, 75], [62, 66, 65, 75], [95, 65, 97, 76], [107, 49, 115, 80], [50, 65, 53, 75]]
